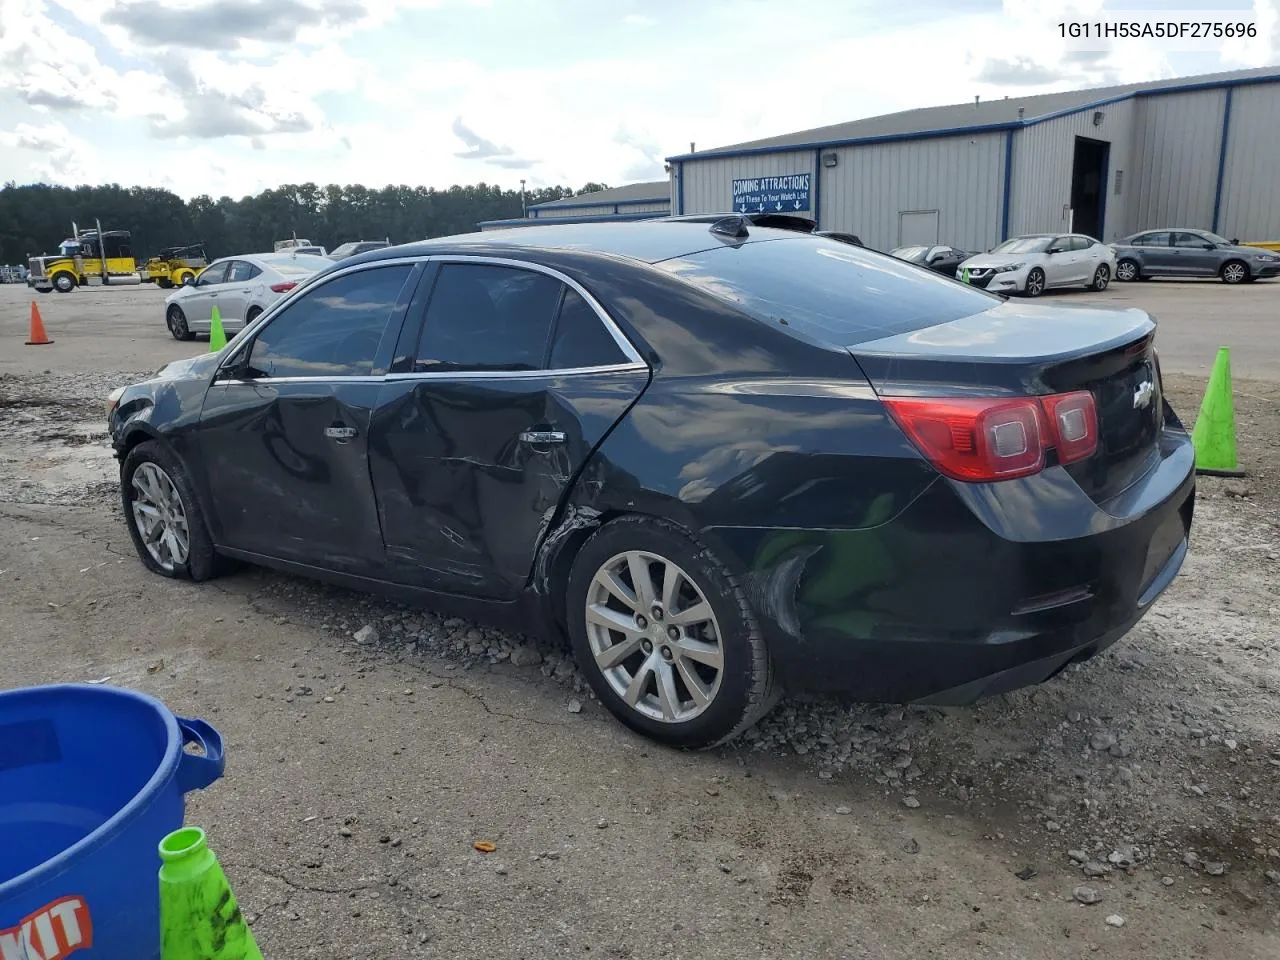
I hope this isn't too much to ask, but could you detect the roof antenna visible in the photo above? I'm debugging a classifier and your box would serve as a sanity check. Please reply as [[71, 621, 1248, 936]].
[[1018, 106, 1025, 120], [690, 141, 696, 153], [974, 95, 980, 106]]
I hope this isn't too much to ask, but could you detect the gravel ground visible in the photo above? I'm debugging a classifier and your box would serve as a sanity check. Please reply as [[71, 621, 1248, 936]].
[[1, 357, 1278, 956]]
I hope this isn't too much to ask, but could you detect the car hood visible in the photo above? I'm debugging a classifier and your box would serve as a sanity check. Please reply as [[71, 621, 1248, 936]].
[[152, 351, 224, 383], [959, 252, 1038, 269]]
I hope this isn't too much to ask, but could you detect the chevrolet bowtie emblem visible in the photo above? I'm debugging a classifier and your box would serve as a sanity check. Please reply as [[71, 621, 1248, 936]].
[[1132, 379, 1154, 409]]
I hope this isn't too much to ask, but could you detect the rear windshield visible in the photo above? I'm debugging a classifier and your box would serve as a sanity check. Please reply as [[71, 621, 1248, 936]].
[[267, 255, 333, 274], [654, 236, 1000, 345]]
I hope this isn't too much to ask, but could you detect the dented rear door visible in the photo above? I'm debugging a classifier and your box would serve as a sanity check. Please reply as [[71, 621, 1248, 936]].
[[367, 257, 649, 600]]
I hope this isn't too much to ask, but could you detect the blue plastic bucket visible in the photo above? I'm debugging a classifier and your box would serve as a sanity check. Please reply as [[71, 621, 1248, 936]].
[[0, 684, 224, 959]]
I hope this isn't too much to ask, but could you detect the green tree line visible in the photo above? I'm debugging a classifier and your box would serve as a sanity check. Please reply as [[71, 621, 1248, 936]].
[[0, 180, 614, 264]]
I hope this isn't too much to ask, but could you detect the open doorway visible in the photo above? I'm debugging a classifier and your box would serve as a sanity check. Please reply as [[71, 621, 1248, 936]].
[[1070, 136, 1109, 240]]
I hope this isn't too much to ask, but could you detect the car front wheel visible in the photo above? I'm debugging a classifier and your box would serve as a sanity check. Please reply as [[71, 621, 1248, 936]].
[[567, 516, 777, 748], [1221, 260, 1248, 284], [166, 305, 194, 341], [1091, 264, 1110, 291], [1024, 267, 1046, 297], [121, 440, 219, 581], [1115, 259, 1139, 281], [53, 273, 75, 293]]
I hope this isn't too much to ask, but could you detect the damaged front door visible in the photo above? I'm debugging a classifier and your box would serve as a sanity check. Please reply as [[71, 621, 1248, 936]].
[[196, 263, 417, 572], [368, 259, 648, 599]]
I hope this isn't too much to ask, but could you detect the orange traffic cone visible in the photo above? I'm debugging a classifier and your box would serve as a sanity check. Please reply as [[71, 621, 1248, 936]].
[[25, 302, 53, 345]]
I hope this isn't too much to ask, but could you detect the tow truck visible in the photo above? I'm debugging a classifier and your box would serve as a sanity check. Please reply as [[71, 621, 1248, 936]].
[[140, 243, 208, 288], [27, 220, 143, 293]]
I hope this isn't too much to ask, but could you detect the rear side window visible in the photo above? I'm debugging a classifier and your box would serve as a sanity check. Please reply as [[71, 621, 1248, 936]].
[[415, 263, 562, 372], [549, 289, 629, 369], [1134, 232, 1170, 247], [1070, 236, 1092, 251], [226, 261, 261, 283], [655, 237, 1001, 346], [248, 265, 412, 378]]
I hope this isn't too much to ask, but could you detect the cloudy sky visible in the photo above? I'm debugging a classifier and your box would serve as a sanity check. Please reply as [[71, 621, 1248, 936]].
[[0, 0, 1276, 199]]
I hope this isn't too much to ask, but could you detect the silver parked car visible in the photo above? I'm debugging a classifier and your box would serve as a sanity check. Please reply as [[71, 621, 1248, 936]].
[[955, 234, 1116, 296], [163, 253, 333, 341], [1110, 229, 1280, 284]]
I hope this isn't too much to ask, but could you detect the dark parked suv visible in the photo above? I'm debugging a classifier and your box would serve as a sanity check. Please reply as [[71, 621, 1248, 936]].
[[1111, 229, 1280, 283], [107, 219, 1194, 748]]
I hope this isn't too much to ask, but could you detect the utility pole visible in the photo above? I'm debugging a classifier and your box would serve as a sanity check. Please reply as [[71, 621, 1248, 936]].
[[520, 179, 527, 218]]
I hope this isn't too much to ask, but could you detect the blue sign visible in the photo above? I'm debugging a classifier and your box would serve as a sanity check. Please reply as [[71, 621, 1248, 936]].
[[732, 173, 811, 213]]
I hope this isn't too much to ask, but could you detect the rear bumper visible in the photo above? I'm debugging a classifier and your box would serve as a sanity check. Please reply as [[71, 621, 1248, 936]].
[[709, 427, 1195, 703]]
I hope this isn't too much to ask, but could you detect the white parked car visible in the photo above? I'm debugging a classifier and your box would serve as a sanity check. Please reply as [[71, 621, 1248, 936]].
[[956, 234, 1117, 296], [163, 253, 333, 341]]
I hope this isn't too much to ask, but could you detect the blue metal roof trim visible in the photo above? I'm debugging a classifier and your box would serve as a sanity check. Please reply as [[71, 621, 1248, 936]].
[[475, 211, 665, 229], [664, 72, 1280, 163], [527, 195, 671, 212]]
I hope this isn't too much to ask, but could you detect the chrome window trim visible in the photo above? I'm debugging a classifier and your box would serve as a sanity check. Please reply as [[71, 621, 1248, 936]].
[[211, 362, 648, 388], [215, 253, 649, 383]]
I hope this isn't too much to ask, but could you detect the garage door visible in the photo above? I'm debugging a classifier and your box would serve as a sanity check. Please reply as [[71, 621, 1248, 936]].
[[899, 210, 939, 247]]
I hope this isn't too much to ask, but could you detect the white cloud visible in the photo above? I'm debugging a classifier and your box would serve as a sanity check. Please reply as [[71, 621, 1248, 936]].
[[0, 121, 92, 183], [1, 0, 1274, 199]]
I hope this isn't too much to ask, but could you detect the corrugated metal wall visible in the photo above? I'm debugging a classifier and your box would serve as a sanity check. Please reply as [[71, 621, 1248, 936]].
[[1218, 82, 1280, 242], [1127, 89, 1225, 234], [676, 150, 817, 216], [1008, 98, 1134, 242], [817, 133, 1006, 251]]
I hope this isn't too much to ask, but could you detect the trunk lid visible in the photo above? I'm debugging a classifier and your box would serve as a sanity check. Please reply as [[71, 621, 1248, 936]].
[[850, 300, 1163, 502]]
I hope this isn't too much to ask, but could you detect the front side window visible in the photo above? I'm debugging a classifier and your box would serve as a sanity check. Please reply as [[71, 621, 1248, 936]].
[[196, 262, 229, 286], [415, 263, 563, 372], [1173, 232, 1213, 250], [247, 265, 412, 378]]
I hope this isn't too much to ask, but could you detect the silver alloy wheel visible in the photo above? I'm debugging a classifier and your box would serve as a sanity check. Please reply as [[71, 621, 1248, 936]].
[[1116, 260, 1138, 281], [1093, 265, 1109, 290], [1223, 262, 1246, 283], [130, 461, 190, 572], [1026, 269, 1045, 296], [585, 550, 724, 723]]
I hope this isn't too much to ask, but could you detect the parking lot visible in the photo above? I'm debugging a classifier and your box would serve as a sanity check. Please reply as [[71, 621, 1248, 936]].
[[1, 278, 1278, 957]]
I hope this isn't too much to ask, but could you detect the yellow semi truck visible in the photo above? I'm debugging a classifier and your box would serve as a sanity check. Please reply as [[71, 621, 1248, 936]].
[[27, 220, 142, 293]]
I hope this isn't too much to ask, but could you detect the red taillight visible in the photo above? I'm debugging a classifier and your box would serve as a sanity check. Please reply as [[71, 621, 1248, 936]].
[[270, 281, 297, 293], [1040, 390, 1097, 464], [883, 390, 1098, 482]]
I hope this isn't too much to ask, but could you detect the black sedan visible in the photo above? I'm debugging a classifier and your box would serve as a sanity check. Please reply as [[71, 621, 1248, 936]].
[[890, 244, 972, 275], [107, 217, 1195, 748]]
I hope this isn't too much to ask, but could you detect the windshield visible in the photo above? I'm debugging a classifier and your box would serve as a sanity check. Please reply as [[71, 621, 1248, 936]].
[[329, 243, 357, 258], [990, 237, 1052, 254], [892, 246, 928, 262], [655, 236, 1000, 346]]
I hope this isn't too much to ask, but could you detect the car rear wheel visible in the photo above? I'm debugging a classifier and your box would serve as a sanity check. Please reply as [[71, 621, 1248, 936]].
[[567, 516, 777, 748], [1091, 264, 1110, 291], [1115, 259, 1139, 282], [245, 306, 262, 324], [1221, 260, 1248, 284], [1024, 267, 1046, 297], [121, 441, 218, 581], [166, 305, 194, 341], [157, 278, 173, 289]]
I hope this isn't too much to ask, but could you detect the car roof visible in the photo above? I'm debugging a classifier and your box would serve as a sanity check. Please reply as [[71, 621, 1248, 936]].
[[356, 221, 823, 268]]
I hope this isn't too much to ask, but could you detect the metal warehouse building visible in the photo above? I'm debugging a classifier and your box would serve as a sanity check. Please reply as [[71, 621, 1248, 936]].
[[478, 180, 670, 230], [666, 66, 1280, 252]]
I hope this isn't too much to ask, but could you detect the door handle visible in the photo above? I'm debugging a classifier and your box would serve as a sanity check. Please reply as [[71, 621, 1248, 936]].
[[325, 425, 359, 441], [520, 430, 566, 445]]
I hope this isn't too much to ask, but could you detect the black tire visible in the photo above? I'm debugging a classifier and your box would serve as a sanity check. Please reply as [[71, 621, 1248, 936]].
[[245, 306, 262, 325], [167, 305, 194, 341], [1114, 259, 1140, 282], [1024, 267, 1046, 297], [1221, 260, 1248, 284], [121, 440, 219, 582], [1091, 263, 1110, 291], [157, 278, 173, 289], [566, 515, 777, 749], [52, 273, 75, 293]]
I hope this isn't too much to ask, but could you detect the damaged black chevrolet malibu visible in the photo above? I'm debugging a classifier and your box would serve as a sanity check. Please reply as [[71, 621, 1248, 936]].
[[107, 219, 1195, 748]]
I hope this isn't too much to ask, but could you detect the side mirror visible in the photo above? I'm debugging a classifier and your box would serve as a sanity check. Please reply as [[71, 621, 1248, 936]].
[[1048, 246, 1065, 255], [1231, 238, 1239, 245], [182, 274, 195, 286]]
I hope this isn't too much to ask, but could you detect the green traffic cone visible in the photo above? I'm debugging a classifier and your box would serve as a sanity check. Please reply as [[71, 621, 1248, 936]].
[[159, 827, 264, 960], [209, 306, 227, 352], [1190, 346, 1245, 477], [960, 267, 970, 284]]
